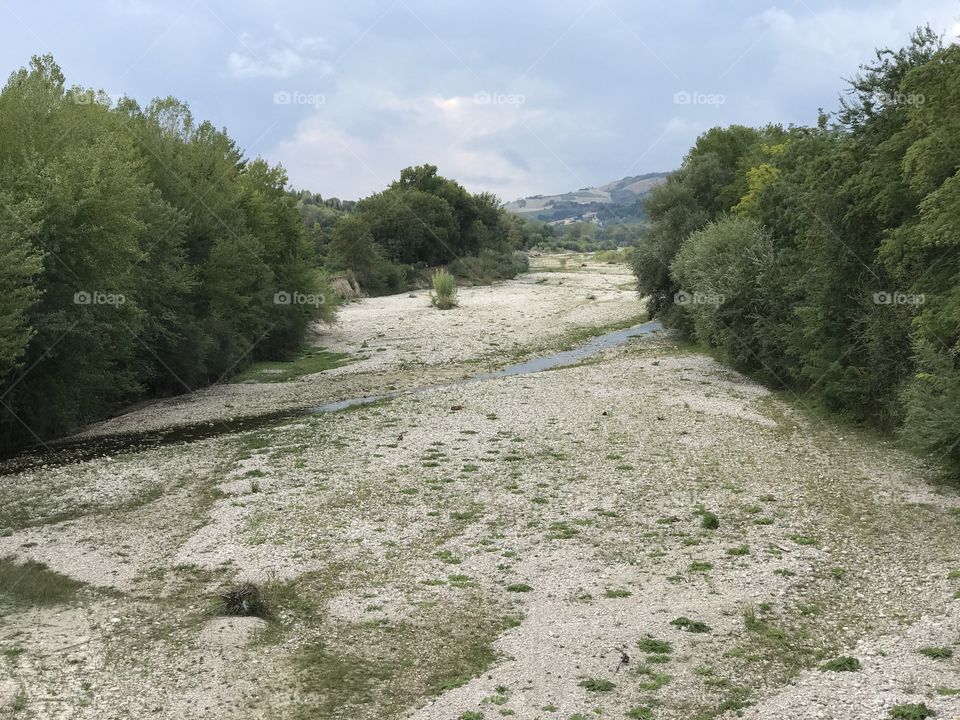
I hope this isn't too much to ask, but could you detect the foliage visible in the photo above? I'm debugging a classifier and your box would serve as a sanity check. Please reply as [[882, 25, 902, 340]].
[[632, 28, 960, 475], [0, 55, 332, 449], [431, 269, 458, 310], [325, 164, 524, 294]]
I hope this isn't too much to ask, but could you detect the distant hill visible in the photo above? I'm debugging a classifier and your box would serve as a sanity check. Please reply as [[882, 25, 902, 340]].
[[503, 172, 670, 224]]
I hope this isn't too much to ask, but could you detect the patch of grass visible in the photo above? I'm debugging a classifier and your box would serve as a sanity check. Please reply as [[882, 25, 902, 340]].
[[790, 535, 819, 546], [699, 510, 720, 530], [637, 637, 672, 654], [603, 588, 632, 598], [821, 656, 860, 672], [670, 616, 711, 633], [635, 666, 672, 690], [233, 347, 353, 383], [689, 561, 713, 572], [626, 707, 654, 719], [919, 647, 953, 659], [289, 599, 503, 719], [435, 550, 462, 564], [579, 678, 615, 692], [726, 545, 750, 556], [506, 583, 532, 593], [459, 713, 484, 720], [889, 703, 936, 719], [548, 521, 579, 540], [693, 686, 752, 719], [0, 556, 87, 607]]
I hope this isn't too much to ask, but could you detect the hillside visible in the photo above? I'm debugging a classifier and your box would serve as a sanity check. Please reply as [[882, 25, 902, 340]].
[[503, 172, 670, 224]]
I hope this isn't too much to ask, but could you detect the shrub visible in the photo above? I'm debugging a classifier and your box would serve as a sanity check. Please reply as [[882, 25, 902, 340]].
[[578, 678, 615, 692], [431, 269, 459, 309], [699, 510, 720, 530], [890, 703, 936, 719], [448, 249, 529, 283], [670, 616, 711, 633], [821, 656, 861, 672], [218, 582, 268, 617], [637, 636, 672, 654]]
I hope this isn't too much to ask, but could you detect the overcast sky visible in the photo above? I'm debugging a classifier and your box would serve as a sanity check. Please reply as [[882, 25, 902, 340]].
[[2, 1, 959, 201]]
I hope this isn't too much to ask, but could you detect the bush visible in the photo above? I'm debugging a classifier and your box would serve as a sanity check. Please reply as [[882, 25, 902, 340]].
[[218, 582, 268, 618], [431, 269, 458, 309], [448, 249, 528, 284]]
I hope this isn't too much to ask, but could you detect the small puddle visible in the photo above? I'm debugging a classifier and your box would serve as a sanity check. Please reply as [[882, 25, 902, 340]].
[[0, 319, 662, 475]]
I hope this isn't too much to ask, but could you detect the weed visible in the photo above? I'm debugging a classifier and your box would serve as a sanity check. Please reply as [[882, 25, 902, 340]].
[[889, 704, 936, 719], [431, 269, 459, 309], [579, 678, 615, 692], [627, 708, 654, 719], [670, 617, 711, 633], [726, 545, 750, 556], [548, 521, 579, 540], [635, 666, 671, 690], [604, 588, 632, 598], [919, 647, 953, 659], [217, 582, 268, 618], [821, 656, 860, 672], [637, 637, 672, 654], [506, 583, 532, 593], [700, 510, 719, 530]]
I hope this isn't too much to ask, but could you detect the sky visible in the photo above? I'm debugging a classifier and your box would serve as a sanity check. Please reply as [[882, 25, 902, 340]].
[[1, 0, 959, 201]]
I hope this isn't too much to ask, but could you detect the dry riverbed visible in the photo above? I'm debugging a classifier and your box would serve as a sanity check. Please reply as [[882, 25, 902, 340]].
[[1, 258, 959, 720]]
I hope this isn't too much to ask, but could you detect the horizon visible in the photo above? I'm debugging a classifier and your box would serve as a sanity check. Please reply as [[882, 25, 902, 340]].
[[2, 1, 959, 201]]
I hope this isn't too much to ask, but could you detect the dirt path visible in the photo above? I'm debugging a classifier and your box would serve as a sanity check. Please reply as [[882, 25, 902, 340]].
[[1, 259, 958, 720]]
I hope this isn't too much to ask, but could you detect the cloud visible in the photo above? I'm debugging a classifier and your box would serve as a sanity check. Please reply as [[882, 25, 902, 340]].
[[271, 86, 555, 200], [227, 32, 333, 79]]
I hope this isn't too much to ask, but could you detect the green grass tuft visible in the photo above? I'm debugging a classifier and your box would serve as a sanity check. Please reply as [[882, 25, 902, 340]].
[[431, 269, 459, 309], [820, 656, 861, 672], [578, 678, 615, 692], [670, 616, 711, 633], [889, 703, 936, 719]]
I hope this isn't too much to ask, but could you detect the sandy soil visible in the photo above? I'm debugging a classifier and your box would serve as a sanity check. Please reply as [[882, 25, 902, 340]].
[[1, 259, 958, 720]]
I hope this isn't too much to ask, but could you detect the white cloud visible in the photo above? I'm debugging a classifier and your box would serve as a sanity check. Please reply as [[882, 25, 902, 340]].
[[227, 32, 333, 79], [270, 87, 556, 200]]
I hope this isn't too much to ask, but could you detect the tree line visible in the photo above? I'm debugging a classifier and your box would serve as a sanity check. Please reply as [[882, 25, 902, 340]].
[[0, 57, 542, 451], [633, 27, 960, 474], [0, 56, 331, 450]]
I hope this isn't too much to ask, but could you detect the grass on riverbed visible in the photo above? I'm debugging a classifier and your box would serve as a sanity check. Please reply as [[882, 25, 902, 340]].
[[233, 347, 355, 383], [0, 556, 88, 608]]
